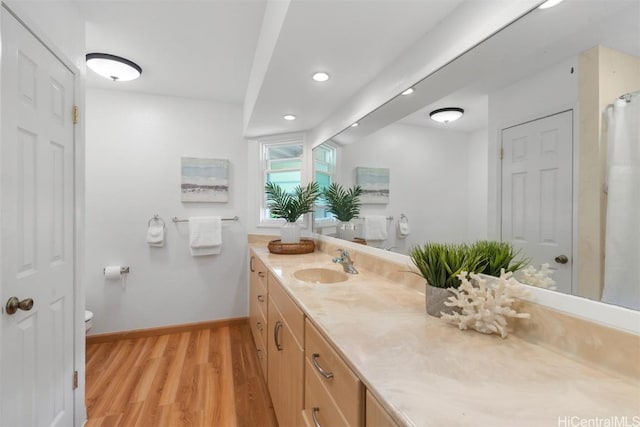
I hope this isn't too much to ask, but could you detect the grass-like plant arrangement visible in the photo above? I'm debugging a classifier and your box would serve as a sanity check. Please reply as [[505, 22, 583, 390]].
[[265, 182, 321, 222], [321, 183, 363, 222], [409, 242, 483, 289], [469, 240, 529, 277]]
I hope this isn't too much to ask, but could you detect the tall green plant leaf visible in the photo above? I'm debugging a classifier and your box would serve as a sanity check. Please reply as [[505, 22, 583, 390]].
[[469, 240, 529, 277], [321, 183, 363, 222], [265, 182, 320, 222]]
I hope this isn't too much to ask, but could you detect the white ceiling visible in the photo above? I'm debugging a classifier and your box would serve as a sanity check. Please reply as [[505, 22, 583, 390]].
[[336, 0, 640, 141], [76, 0, 267, 104], [242, 0, 462, 137], [74, 0, 463, 136]]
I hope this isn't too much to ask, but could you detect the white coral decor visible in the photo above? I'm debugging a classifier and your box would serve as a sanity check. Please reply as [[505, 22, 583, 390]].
[[442, 270, 530, 338], [517, 263, 557, 290]]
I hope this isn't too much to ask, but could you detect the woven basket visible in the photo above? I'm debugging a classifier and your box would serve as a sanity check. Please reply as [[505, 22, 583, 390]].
[[268, 238, 315, 255]]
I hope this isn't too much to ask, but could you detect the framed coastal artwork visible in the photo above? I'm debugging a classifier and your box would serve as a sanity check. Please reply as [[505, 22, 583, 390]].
[[355, 167, 389, 204], [181, 157, 229, 202]]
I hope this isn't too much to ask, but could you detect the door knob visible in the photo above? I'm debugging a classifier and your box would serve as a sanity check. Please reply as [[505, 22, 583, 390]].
[[554, 255, 569, 264], [5, 297, 34, 315]]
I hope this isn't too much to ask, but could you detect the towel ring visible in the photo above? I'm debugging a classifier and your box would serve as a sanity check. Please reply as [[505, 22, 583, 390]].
[[148, 214, 165, 228]]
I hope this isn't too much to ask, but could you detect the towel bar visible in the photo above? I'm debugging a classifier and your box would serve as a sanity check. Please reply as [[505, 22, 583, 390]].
[[172, 216, 239, 223], [354, 216, 393, 221]]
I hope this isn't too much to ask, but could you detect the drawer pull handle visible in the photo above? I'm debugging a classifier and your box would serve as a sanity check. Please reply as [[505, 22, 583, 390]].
[[258, 271, 265, 278], [312, 353, 334, 379], [257, 321, 263, 331], [257, 295, 265, 303], [256, 349, 263, 360], [274, 320, 283, 351], [311, 407, 321, 427], [250, 256, 255, 272]]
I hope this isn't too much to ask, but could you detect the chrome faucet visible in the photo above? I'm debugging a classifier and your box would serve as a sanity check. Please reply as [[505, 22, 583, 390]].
[[332, 249, 358, 274]]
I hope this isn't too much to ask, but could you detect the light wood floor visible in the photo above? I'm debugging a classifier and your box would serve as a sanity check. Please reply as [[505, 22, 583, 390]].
[[85, 323, 278, 427]]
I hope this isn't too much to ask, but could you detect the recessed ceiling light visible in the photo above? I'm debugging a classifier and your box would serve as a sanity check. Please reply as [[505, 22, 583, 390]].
[[401, 88, 414, 96], [429, 108, 464, 123], [538, 0, 564, 9], [350, 122, 359, 127], [312, 72, 330, 82], [283, 114, 296, 121], [86, 53, 142, 81]]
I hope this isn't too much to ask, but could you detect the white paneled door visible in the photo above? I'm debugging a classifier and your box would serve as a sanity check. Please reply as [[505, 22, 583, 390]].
[[1, 9, 75, 427], [501, 110, 573, 294]]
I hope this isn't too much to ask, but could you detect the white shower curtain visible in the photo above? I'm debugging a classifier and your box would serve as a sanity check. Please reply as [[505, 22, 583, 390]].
[[602, 93, 640, 310]]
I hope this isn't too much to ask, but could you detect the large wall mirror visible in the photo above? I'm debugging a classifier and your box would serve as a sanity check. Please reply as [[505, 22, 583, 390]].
[[312, 0, 639, 312]]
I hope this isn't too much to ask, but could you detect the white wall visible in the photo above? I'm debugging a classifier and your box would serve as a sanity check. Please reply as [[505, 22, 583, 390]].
[[85, 89, 249, 335], [467, 128, 488, 241], [487, 56, 578, 238], [337, 123, 482, 254]]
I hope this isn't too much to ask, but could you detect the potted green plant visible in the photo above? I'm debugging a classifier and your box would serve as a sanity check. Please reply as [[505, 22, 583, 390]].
[[321, 183, 363, 241], [409, 242, 483, 317], [265, 181, 320, 243], [468, 240, 529, 277]]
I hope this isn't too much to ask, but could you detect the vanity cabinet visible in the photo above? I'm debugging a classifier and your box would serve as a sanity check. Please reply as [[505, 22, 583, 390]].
[[249, 254, 268, 379], [365, 391, 399, 427], [267, 272, 305, 427], [303, 319, 364, 427]]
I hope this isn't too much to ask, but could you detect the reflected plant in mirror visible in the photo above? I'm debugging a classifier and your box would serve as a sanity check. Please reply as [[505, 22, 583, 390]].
[[321, 183, 363, 241]]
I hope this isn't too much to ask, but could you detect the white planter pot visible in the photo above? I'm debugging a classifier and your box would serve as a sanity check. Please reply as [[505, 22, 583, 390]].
[[281, 222, 301, 244], [337, 221, 355, 241]]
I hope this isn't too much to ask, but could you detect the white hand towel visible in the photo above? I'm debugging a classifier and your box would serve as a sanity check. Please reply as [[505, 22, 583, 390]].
[[189, 216, 222, 256], [396, 216, 410, 238], [147, 224, 165, 247], [364, 215, 388, 241]]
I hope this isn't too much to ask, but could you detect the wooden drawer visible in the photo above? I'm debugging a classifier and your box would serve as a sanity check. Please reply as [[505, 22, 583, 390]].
[[250, 257, 268, 318], [254, 331, 267, 381], [250, 252, 268, 287], [249, 300, 267, 350], [304, 358, 350, 427], [249, 279, 267, 348], [365, 391, 398, 427], [305, 319, 364, 426], [268, 272, 304, 348]]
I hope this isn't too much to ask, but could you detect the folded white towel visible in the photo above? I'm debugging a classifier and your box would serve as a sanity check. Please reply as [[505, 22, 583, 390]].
[[189, 216, 222, 256], [147, 224, 165, 247], [396, 215, 410, 238], [364, 215, 388, 241]]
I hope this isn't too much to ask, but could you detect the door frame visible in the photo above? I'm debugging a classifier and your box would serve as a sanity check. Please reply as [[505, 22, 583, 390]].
[[0, 2, 86, 425], [494, 105, 578, 294]]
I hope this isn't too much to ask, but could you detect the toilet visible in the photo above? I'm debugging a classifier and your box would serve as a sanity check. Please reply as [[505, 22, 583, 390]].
[[85, 310, 94, 332]]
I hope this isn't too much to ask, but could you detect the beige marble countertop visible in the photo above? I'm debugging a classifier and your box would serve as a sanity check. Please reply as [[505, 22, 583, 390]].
[[252, 247, 640, 427]]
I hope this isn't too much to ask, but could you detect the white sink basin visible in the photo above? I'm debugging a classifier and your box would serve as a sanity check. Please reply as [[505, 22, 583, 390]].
[[294, 268, 348, 284]]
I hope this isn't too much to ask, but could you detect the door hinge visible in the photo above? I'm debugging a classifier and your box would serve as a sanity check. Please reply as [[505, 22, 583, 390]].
[[73, 371, 78, 389], [72, 106, 79, 124], [500, 147, 504, 160]]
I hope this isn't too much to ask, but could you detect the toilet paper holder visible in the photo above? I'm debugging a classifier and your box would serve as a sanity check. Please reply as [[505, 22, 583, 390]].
[[103, 266, 130, 274]]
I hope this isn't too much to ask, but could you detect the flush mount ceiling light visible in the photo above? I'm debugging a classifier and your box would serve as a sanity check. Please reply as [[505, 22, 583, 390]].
[[401, 88, 414, 96], [312, 72, 330, 82], [350, 122, 359, 127], [86, 53, 142, 82], [538, 0, 564, 9], [283, 114, 297, 121], [429, 107, 464, 123]]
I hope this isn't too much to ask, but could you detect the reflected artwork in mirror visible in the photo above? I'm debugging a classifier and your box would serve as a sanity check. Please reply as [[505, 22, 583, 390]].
[[312, 0, 640, 312]]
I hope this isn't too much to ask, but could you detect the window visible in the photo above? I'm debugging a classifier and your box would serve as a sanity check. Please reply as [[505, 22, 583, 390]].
[[260, 138, 305, 224], [313, 143, 337, 221]]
